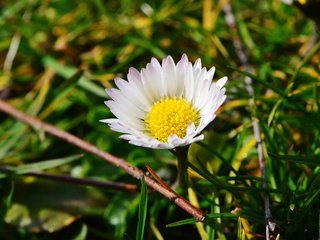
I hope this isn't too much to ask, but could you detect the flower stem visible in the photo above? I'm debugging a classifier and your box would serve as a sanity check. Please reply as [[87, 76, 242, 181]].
[[172, 146, 190, 188]]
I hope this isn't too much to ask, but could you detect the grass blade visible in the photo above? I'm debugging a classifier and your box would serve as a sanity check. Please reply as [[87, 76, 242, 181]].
[[0, 181, 14, 222], [0, 154, 83, 178], [167, 213, 237, 228], [268, 152, 320, 166], [166, 218, 198, 227], [136, 176, 148, 240]]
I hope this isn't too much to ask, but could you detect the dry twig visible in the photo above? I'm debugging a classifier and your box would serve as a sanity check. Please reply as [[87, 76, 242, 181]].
[[0, 166, 139, 193]]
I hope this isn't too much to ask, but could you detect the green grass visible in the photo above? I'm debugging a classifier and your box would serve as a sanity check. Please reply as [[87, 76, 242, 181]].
[[1, 0, 320, 239]]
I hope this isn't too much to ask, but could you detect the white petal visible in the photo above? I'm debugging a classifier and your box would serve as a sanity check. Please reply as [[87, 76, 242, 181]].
[[168, 135, 183, 146], [150, 57, 166, 98], [186, 123, 196, 136], [206, 66, 216, 81], [101, 118, 143, 136], [193, 58, 202, 71], [127, 136, 174, 149], [103, 54, 227, 149], [183, 63, 195, 101], [195, 77, 211, 109], [106, 88, 145, 119], [175, 55, 190, 97], [127, 69, 153, 110], [216, 76, 228, 88], [191, 68, 209, 108], [162, 56, 177, 97], [104, 101, 144, 130], [113, 79, 149, 112], [188, 134, 204, 144]]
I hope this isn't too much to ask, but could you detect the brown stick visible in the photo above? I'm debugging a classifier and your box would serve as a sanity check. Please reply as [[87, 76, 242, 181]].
[[0, 99, 205, 222], [0, 166, 139, 192]]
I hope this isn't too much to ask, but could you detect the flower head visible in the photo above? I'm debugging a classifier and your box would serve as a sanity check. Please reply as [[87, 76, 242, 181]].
[[101, 54, 227, 149]]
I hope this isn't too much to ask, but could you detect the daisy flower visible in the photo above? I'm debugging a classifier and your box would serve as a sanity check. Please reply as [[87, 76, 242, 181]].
[[101, 54, 227, 149]]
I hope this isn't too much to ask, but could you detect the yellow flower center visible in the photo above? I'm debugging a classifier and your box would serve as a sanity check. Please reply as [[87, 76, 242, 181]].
[[145, 97, 200, 142]]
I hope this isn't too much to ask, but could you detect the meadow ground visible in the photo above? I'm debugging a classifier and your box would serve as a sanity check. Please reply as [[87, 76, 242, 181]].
[[0, 1, 320, 239]]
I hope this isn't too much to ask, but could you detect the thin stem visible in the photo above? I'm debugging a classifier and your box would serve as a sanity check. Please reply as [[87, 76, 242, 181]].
[[223, 3, 279, 239], [0, 166, 139, 192], [171, 146, 190, 188], [0, 99, 206, 222]]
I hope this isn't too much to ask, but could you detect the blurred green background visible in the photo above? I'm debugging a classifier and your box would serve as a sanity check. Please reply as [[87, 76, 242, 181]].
[[0, 0, 320, 239]]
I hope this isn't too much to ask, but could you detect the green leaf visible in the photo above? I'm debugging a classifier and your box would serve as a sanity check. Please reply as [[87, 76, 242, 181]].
[[72, 224, 88, 240], [0, 154, 83, 179], [167, 213, 237, 228], [136, 176, 148, 240], [166, 218, 198, 227], [206, 212, 238, 219], [0, 181, 14, 222], [268, 152, 320, 166], [42, 56, 105, 97], [126, 36, 166, 58], [195, 141, 239, 176]]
